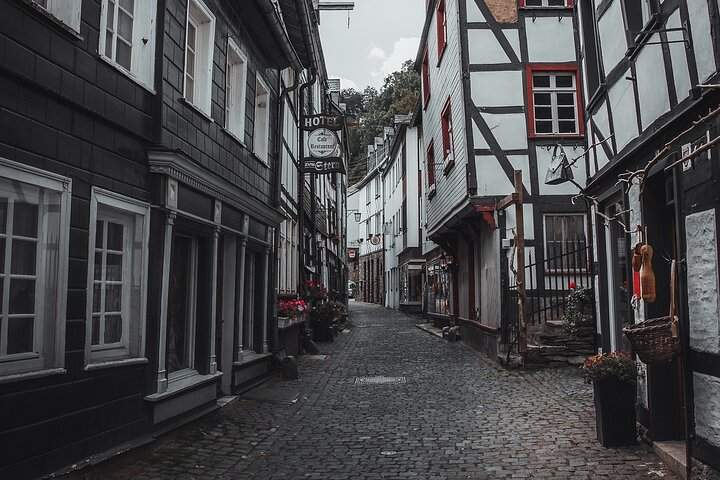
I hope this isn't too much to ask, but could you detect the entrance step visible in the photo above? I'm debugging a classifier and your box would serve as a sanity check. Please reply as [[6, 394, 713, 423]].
[[653, 440, 687, 479]]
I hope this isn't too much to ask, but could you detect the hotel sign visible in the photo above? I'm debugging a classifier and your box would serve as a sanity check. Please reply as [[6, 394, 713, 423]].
[[302, 114, 346, 175]]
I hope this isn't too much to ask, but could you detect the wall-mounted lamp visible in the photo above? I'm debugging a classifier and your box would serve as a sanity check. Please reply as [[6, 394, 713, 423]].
[[346, 209, 362, 222]]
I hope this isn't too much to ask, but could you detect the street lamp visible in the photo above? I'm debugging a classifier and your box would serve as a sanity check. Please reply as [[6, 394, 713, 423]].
[[346, 209, 362, 222]]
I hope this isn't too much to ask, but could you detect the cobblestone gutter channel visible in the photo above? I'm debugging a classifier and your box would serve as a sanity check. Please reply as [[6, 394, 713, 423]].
[[65, 302, 678, 480]]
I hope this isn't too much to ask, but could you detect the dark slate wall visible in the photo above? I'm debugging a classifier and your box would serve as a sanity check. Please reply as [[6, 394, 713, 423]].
[[160, 0, 280, 207], [0, 1, 154, 478]]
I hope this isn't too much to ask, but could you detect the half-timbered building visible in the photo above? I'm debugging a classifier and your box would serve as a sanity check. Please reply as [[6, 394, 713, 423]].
[[416, 0, 588, 355], [578, 0, 720, 476]]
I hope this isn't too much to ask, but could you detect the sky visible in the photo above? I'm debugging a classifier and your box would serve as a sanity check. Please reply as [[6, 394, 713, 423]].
[[317, 0, 426, 92]]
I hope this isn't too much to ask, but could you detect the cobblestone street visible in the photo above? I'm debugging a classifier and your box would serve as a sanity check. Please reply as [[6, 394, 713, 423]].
[[68, 302, 678, 480]]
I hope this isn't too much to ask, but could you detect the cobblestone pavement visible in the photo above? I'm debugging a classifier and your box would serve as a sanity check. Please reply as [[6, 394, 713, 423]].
[[67, 302, 678, 480]]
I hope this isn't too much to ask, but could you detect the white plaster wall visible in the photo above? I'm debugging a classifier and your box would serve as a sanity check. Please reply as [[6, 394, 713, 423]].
[[608, 73, 639, 151], [688, 0, 717, 82], [468, 29, 519, 64], [667, 9, 692, 103], [466, 0, 485, 22], [473, 113, 528, 150], [686, 209, 720, 354], [536, 145, 587, 195], [635, 38, 670, 131], [525, 17, 576, 63], [694, 373, 720, 447], [470, 71, 525, 107], [347, 189, 361, 247], [503, 203, 535, 241], [405, 126, 421, 248], [597, 0, 627, 74], [481, 226, 501, 327], [475, 155, 514, 195], [592, 99, 612, 144]]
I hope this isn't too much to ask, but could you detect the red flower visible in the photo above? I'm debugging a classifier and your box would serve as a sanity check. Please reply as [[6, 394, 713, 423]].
[[569, 281, 577, 289]]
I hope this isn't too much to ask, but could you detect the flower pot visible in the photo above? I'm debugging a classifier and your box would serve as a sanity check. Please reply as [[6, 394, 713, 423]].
[[593, 378, 637, 447]]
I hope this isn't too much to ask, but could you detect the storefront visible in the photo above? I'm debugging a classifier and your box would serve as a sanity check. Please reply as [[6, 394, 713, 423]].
[[425, 253, 452, 326]]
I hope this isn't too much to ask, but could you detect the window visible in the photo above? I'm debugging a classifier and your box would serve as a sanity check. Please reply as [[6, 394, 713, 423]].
[[544, 214, 587, 271], [426, 141, 436, 191], [521, 0, 573, 7], [99, 0, 157, 89], [527, 67, 582, 136], [436, 0, 447, 61], [33, 0, 81, 32], [226, 39, 248, 141], [441, 99, 454, 172], [0, 158, 71, 378], [86, 189, 149, 365], [253, 76, 270, 163], [184, 0, 215, 115], [422, 47, 430, 106], [167, 234, 199, 377]]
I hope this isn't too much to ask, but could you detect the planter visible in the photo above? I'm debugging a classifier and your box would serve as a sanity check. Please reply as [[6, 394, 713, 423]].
[[311, 316, 334, 342], [593, 377, 637, 447]]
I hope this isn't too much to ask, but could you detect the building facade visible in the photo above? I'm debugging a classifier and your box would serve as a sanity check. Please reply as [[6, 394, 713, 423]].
[[415, 0, 588, 356], [578, 0, 720, 476], [0, 0, 325, 477]]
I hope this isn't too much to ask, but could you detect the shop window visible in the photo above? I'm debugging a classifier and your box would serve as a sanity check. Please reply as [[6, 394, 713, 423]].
[[167, 234, 199, 377], [527, 67, 583, 136], [100, 0, 157, 88], [0, 158, 70, 378]]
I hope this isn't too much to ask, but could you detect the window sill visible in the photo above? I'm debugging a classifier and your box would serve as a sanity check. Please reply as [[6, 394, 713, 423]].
[[144, 371, 223, 402], [0, 367, 66, 385], [181, 98, 214, 123], [250, 151, 270, 168], [98, 55, 156, 94], [519, 5, 573, 10], [234, 352, 272, 366], [528, 133, 585, 140], [85, 357, 149, 372], [443, 156, 455, 175], [224, 127, 247, 149], [21, 0, 83, 41]]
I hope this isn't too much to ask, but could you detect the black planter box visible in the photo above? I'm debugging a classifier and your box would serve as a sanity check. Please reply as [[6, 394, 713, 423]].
[[593, 378, 637, 447], [312, 317, 334, 342]]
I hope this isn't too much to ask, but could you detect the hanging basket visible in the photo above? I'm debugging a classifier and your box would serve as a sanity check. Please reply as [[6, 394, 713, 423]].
[[623, 316, 680, 365]]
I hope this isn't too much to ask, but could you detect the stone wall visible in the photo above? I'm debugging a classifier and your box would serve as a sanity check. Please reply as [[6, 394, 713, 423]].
[[526, 319, 595, 367]]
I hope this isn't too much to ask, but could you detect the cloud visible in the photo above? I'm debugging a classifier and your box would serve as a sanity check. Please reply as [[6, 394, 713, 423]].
[[368, 46, 386, 61], [369, 37, 420, 87]]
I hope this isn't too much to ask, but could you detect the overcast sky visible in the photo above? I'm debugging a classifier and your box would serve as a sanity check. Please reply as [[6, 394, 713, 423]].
[[318, 0, 426, 91]]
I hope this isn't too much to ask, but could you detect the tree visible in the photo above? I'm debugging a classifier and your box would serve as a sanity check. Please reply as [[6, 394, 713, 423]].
[[342, 60, 420, 185]]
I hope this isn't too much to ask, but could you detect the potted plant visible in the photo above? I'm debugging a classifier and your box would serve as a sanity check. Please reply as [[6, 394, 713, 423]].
[[581, 352, 638, 447], [309, 301, 337, 342], [278, 298, 307, 328]]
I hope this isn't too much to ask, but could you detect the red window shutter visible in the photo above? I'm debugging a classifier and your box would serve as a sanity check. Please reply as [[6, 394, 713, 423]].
[[422, 48, 430, 105], [436, 0, 447, 59], [427, 142, 435, 187]]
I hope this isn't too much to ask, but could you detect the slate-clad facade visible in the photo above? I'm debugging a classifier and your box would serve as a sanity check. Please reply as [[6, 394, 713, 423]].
[[0, 0, 323, 478], [577, 0, 720, 476]]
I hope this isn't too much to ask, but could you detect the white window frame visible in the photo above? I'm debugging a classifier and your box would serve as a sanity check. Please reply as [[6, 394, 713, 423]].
[[531, 71, 580, 136], [543, 213, 588, 273], [253, 76, 271, 164], [85, 188, 149, 369], [98, 0, 158, 90], [184, 0, 215, 116], [226, 38, 248, 142], [33, 0, 82, 32], [0, 157, 71, 381]]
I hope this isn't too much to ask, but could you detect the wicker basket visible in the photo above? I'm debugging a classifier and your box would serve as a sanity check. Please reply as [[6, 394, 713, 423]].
[[623, 316, 680, 364]]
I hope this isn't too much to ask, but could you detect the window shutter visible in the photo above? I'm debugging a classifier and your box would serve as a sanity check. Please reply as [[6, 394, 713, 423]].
[[133, 0, 157, 88]]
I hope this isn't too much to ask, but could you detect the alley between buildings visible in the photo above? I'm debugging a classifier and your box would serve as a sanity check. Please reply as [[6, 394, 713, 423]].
[[67, 302, 677, 480]]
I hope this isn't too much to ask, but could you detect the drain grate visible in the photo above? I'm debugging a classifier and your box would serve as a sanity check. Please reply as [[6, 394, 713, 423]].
[[354, 376, 407, 385]]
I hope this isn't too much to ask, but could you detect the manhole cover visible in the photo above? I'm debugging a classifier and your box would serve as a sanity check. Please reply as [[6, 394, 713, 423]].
[[354, 376, 407, 385]]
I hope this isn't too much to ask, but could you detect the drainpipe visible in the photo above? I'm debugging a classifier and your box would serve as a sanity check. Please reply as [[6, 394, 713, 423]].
[[257, 0, 303, 72]]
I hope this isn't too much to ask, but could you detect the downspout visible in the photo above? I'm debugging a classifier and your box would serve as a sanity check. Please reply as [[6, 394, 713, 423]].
[[298, 68, 317, 292]]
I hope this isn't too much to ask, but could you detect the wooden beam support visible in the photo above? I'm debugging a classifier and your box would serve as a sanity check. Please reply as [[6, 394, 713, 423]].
[[514, 170, 527, 354], [497, 192, 517, 210]]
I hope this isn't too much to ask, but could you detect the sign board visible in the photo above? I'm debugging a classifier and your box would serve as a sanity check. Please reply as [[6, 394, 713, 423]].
[[303, 158, 345, 174], [301, 114, 344, 131], [307, 128, 339, 158], [370, 235, 381, 246], [348, 249, 356, 259]]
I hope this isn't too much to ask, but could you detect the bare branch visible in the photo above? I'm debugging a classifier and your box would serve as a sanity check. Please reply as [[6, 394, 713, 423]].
[[664, 133, 720, 171], [566, 133, 616, 168]]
